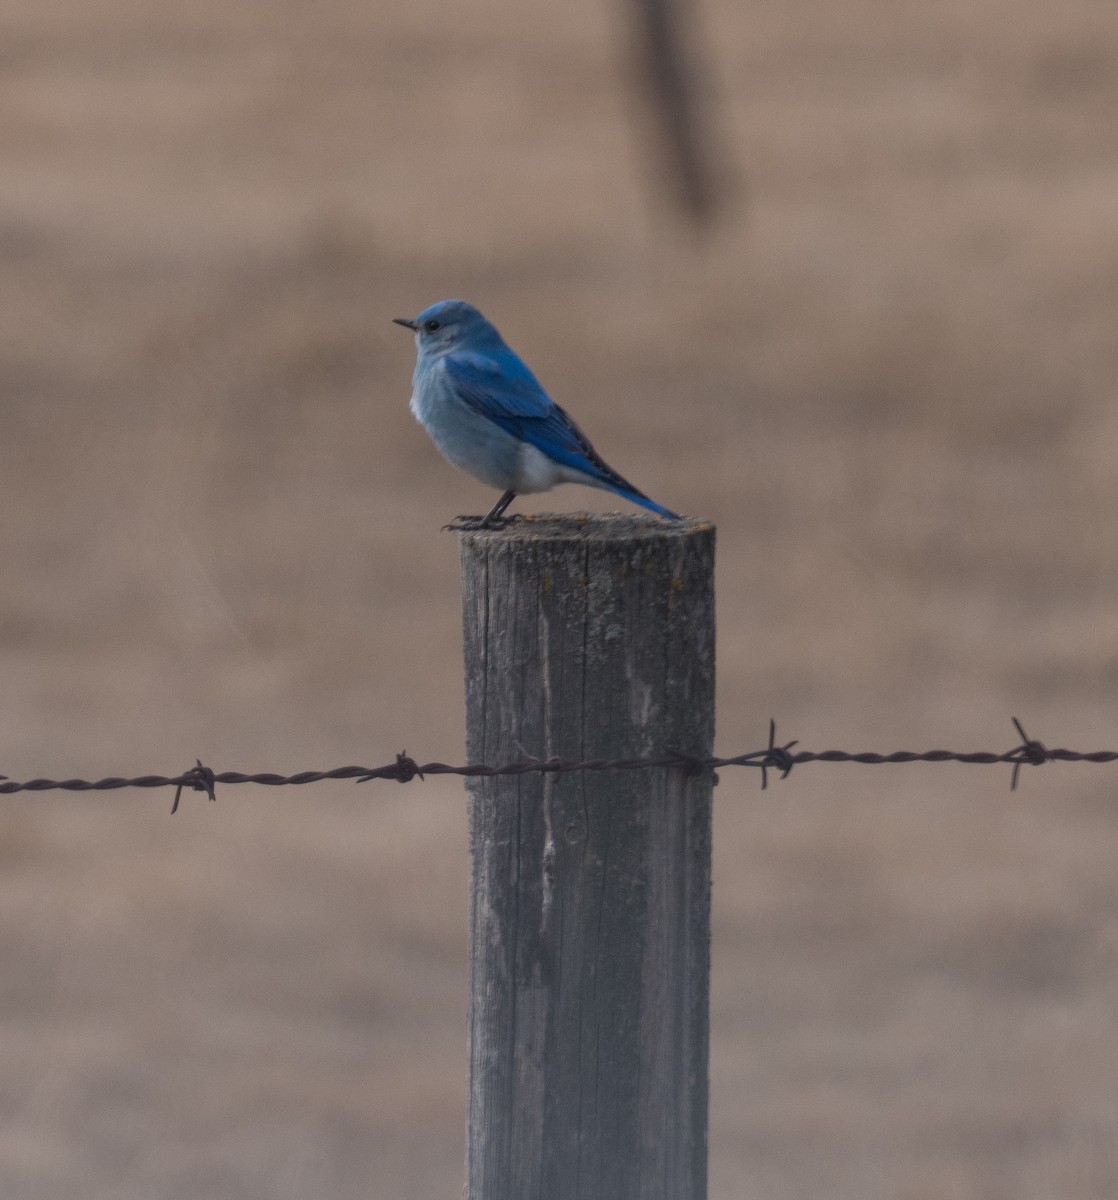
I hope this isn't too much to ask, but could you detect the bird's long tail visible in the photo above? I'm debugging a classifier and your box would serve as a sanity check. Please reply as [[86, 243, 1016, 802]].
[[554, 403, 680, 519], [611, 486, 680, 520], [581, 458, 680, 518]]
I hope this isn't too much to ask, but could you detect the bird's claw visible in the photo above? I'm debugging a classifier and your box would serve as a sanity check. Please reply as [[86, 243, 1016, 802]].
[[443, 514, 524, 532]]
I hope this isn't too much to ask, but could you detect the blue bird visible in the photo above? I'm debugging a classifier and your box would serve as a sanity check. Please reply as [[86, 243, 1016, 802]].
[[394, 299, 680, 527]]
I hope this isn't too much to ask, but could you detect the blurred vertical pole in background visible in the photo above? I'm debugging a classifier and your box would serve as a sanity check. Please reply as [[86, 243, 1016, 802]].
[[625, 0, 733, 227]]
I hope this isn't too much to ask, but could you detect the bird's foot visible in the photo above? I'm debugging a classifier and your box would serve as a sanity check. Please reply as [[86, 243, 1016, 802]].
[[443, 513, 524, 532]]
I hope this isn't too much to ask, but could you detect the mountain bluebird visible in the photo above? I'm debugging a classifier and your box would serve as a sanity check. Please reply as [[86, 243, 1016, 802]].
[[394, 299, 680, 527]]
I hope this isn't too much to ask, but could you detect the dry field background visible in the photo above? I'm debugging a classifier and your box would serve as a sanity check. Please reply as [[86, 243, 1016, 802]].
[[2, 0, 1118, 1196]]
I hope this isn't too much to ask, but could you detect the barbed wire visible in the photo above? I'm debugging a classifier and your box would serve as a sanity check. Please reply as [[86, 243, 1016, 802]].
[[0, 720, 1113, 813]]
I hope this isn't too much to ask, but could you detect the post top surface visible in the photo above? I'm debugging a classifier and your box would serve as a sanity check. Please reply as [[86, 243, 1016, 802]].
[[455, 512, 714, 544]]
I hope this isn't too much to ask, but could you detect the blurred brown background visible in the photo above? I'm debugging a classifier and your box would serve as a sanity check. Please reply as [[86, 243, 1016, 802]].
[[2, 0, 1118, 1195]]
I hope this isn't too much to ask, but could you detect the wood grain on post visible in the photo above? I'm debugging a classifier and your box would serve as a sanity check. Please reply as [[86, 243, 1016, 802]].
[[459, 513, 715, 1200]]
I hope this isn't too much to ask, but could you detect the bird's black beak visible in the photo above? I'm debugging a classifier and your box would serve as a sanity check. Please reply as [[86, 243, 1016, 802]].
[[392, 317, 417, 331]]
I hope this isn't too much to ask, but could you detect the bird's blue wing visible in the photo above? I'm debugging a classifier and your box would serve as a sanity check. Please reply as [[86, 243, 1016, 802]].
[[443, 350, 592, 470], [443, 350, 679, 519]]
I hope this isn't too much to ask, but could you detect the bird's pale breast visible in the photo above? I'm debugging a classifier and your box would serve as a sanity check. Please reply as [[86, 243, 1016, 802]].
[[410, 361, 522, 490]]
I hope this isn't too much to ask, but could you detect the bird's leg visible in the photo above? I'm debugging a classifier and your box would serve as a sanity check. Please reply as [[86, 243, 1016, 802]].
[[482, 490, 517, 524], [444, 490, 519, 532]]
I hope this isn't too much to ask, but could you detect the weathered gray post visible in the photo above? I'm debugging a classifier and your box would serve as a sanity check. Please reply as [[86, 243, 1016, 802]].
[[459, 513, 715, 1200]]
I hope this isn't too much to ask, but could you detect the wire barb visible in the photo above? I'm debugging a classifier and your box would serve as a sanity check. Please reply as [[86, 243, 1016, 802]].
[[392, 753, 424, 783], [759, 719, 798, 789], [171, 759, 217, 815], [1008, 717, 1050, 791]]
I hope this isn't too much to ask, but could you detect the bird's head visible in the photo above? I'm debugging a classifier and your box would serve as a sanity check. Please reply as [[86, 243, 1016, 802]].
[[393, 299, 503, 357]]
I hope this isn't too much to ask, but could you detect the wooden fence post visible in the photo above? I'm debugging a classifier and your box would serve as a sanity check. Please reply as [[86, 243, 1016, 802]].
[[459, 513, 715, 1200]]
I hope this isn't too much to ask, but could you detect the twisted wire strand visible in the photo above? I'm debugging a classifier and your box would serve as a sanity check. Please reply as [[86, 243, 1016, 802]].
[[0, 720, 1108, 812]]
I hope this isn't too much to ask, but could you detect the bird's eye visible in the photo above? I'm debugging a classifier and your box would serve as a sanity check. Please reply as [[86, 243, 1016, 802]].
[[424, 319, 441, 333]]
